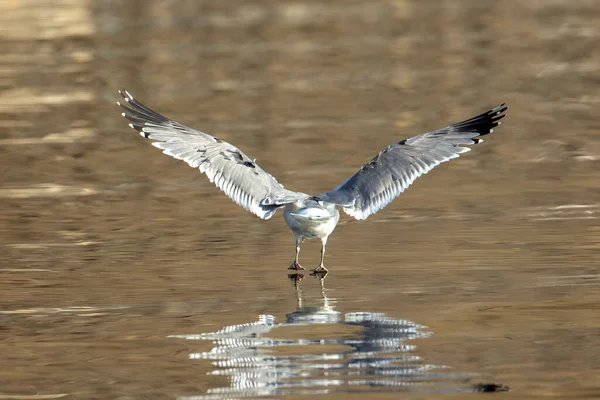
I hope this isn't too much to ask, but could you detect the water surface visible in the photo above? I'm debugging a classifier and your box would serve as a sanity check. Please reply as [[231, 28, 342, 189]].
[[1, 0, 600, 399]]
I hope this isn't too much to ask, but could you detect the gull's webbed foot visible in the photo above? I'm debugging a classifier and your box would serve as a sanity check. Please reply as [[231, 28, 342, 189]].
[[288, 262, 305, 271], [311, 265, 328, 273]]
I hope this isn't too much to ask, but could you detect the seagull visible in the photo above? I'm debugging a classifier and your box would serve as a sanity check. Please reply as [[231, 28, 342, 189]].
[[117, 89, 507, 273]]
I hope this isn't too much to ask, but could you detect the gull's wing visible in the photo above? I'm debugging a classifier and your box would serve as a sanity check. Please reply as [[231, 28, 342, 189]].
[[117, 89, 308, 219], [317, 104, 508, 220]]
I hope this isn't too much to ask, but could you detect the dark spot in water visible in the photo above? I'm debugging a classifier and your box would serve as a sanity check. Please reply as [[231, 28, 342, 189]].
[[472, 383, 510, 393]]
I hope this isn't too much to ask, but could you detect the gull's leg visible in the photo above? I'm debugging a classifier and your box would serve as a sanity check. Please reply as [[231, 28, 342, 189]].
[[288, 236, 305, 271], [312, 236, 329, 273]]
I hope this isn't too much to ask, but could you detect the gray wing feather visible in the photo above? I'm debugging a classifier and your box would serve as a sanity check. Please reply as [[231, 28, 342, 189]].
[[117, 89, 307, 219], [318, 104, 508, 220]]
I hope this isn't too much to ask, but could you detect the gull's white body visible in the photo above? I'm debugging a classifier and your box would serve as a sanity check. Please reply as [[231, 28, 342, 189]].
[[283, 199, 340, 272], [283, 200, 340, 240]]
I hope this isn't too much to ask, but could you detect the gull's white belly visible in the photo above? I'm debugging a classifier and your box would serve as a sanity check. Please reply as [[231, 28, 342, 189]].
[[283, 202, 340, 239]]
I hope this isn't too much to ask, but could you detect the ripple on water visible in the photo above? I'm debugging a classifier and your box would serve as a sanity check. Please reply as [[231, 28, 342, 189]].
[[170, 279, 480, 399]]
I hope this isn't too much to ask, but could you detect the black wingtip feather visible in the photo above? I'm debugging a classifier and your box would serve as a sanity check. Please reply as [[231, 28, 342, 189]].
[[117, 89, 171, 134], [450, 103, 508, 138]]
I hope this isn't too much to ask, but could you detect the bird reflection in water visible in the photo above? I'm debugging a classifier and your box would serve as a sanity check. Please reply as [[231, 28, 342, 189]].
[[171, 274, 477, 399]]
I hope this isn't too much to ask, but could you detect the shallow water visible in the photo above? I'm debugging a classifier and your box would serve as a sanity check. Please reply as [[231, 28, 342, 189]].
[[1, 0, 600, 399]]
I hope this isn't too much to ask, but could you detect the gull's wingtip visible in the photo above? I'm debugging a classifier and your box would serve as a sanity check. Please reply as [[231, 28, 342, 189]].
[[117, 88, 134, 101], [494, 103, 509, 114]]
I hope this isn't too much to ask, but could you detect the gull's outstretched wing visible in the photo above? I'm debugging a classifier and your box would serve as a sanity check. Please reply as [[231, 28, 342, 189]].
[[317, 104, 508, 220], [117, 89, 308, 219]]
